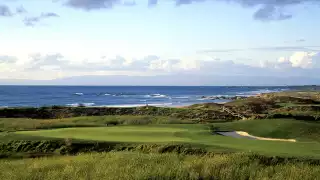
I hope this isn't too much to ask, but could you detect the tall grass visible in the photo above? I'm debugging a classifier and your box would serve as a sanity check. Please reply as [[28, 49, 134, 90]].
[[0, 152, 319, 180], [0, 116, 193, 132]]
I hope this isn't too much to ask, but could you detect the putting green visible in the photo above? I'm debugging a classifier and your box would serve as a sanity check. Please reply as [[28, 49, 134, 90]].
[[15, 126, 191, 143], [13, 124, 320, 158]]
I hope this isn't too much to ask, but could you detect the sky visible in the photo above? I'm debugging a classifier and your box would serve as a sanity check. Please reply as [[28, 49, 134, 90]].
[[0, 0, 320, 85]]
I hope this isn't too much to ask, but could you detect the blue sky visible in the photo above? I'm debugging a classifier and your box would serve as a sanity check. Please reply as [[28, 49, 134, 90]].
[[0, 0, 320, 85]]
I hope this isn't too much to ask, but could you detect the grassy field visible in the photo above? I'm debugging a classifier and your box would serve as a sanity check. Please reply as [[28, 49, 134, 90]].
[[1, 152, 319, 180], [1, 91, 320, 179], [1, 120, 317, 158]]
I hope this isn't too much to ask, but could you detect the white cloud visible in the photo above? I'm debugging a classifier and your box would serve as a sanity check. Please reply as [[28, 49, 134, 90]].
[[1, 51, 320, 80], [289, 52, 318, 68], [261, 51, 320, 69]]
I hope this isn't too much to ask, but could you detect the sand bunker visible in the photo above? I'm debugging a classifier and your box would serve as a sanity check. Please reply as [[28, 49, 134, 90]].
[[216, 131, 296, 142]]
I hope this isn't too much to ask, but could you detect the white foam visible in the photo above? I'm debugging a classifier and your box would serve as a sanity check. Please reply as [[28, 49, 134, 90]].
[[152, 94, 167, 98], [97, 103, 173, 108], [243, 88, 286, 95], [174, 96, 189, 99], [144, 94, 168, 98], [74, 93, 84, 96], [102, 104, 146, 108], [67, 103, 95, 107]]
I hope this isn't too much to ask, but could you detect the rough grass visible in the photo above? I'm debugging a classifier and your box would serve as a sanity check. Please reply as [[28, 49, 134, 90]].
[[0, 116, 194, 132], [0, 106, 235, 121], [0, 152, 319, 180], [268, 106, 320, 121], [212, 119, 320, 142], [5, 124, 320, 158], [261, 91, 320, 102]]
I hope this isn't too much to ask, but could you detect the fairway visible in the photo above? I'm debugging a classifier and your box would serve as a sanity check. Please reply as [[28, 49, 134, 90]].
[[15, 126, 191, 143], [14, 124, 320, 158]]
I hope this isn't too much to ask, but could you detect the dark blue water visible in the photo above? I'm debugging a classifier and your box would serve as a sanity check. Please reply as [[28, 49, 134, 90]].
[[0, 86, 292, 107]]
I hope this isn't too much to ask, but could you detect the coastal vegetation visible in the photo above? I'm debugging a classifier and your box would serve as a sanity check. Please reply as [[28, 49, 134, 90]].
[[1, 152, 319, 180], [0, 90, 320, 179]]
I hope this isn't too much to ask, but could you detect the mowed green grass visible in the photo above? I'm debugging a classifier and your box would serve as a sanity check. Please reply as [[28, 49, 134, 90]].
[[15, 126, 190, 143], [12, 122, 320, 158]]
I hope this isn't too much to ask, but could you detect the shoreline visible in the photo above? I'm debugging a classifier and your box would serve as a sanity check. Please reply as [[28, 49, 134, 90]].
[[0, 89, 303, 109], [0, 101, 229, 109]]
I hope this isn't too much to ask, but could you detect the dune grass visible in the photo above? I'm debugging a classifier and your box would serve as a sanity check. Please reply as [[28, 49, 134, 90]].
[[1, 152, 319, 180], [0, 115, 192, 132]]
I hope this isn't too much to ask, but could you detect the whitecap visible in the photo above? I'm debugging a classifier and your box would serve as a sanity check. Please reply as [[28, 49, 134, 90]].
[[98, 103, 173, 108], [243, 89, 282, 95], [67, 103, 95, 107], [74, 93, 84, 96], [144, 94, 167, 98], [174, 96, 189, 99], [151, 94, 167, 98], [101, 104, 146, 108]]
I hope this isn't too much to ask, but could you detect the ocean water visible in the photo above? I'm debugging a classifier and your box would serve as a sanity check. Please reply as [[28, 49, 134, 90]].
[[0, 86, 292, 108]]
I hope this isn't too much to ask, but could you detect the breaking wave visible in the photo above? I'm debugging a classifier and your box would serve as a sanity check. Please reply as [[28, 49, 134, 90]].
[[66, 103, 95, 107]]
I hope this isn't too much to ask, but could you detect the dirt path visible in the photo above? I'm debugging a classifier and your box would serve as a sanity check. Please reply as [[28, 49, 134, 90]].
[[216, 131, 296, 142]]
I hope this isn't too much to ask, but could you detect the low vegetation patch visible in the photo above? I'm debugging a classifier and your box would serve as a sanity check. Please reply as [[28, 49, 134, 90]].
[[0, 116, 195, 132], [0, 106, 236, 122]]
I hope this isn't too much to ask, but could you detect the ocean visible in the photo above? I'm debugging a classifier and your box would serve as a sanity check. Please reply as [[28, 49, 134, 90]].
[[0, 86, 293, 108]]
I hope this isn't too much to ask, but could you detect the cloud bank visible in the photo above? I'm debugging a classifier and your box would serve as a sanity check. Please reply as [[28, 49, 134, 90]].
[[1, 50, 319, 81]]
